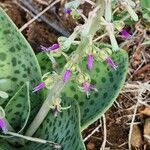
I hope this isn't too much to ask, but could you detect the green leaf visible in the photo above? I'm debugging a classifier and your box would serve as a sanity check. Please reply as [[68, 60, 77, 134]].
[[0, 139, 17, 150], [23, 97, 85, 150], [113, 10, 135, 25], [36, 53, 53, 75], [0, 8, 43, 120], [140, 0, 150, 21], [36, 53, 66, 75], [141, 0, 150, 8], [0, 82, 30, 146], [5, 82, 30, 133]]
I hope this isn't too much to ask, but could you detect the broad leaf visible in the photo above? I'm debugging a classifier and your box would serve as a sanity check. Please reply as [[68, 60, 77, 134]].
[[0, 82, 30, 146], [0, 139, 17, 150], [4, 82, 30, 133], [0, 7, 43, 121], [23, 98, 85, 150]]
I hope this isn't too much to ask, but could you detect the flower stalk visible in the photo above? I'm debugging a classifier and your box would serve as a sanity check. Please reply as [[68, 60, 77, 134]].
[[25, 0, 105, 137], [104, 0, 112, 22], [6, 131, 61, 149], [101, 17, 119, 51]]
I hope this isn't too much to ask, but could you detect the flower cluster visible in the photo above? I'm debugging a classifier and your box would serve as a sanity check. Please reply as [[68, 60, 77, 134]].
[[86, 46, 118, 72], [31, 0, 138, 118], [34, 44, 118, 96]]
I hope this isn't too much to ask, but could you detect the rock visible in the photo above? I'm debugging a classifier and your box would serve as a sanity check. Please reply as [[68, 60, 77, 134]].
[[140, 107, 150, 117], [131, 125, 143, 148], [144, 118, 150, 144], [87, 142, 95, 150]]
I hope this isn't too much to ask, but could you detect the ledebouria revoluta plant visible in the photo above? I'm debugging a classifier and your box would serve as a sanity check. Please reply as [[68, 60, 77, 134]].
[[0, 0, 140, 149]]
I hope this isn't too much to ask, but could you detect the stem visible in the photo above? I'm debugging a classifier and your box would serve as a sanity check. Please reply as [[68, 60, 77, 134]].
[[104, 0, 112, 22], [7, 132, 61, 149], [47, 53, 58, 70], [100, 17, 119, 51], [25, 80, 65, 136], [106, 25, 119, 51], [62, 26, 81, 50], [25, 0, 105, 137]]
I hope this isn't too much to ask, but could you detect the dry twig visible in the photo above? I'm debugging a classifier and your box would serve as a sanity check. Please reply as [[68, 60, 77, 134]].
[[100, 115, 107, 150], [19, 0, 70, 36]]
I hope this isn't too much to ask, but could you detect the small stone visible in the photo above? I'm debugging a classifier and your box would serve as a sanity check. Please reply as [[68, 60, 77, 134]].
[[131, 125, 143, 148], [144, 118, 150, 144], [87, 142, 95, 150]]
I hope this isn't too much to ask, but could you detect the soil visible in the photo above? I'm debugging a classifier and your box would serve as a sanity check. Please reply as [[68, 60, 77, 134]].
[[0, 0, 150, 150]]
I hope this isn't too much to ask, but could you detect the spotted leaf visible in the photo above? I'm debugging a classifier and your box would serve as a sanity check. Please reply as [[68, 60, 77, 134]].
[[63, 49, 128, 130], [0, 82, 30, 146], [22, 97, 85, 150], [0, 8, 43, 121], [37, 47, 128, 130]]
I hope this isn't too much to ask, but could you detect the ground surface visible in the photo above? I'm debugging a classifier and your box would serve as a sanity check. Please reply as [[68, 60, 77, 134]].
[[0, 0, 150, 150]]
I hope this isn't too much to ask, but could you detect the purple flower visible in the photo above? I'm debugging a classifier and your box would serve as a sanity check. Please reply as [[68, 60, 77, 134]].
[[120, 29, 131, 39], [0, 118, 8, 134], [40, 44, 60, 52], [53, 105, 61, 117], [32, 82, 45, 93], [64, 8, 72, 15], [63, 69, 71, 82], [50, 44, 60, 50], [106, 57, 118, 70], [82, 82, 98, 97], [87, 54, 94, 71]]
